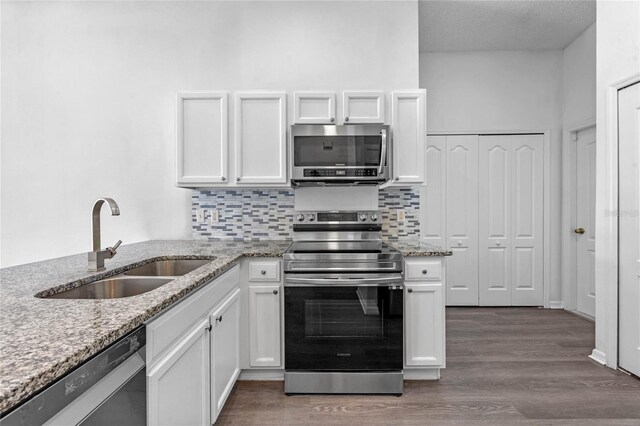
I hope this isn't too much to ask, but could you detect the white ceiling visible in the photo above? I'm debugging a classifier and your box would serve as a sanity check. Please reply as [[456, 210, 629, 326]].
[[419, 0, 596, 52]]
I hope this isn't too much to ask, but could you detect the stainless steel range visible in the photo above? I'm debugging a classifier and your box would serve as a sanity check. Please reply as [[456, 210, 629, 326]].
[[283, 210, 404, 395]]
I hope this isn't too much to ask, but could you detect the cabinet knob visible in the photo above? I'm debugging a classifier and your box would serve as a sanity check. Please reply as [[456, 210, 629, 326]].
[[345, 117, 349, 122], [221, 176, 226, 181], [407, 288, 413, 293], [261, 270, 266, 275], [330, 117, 335, 123], [236, 177, 240, 182], [273, 289, 278, 295], [422, 269, 428, 275], [457, 241, 462, 246], [216, 316, 222, 323], [206, 324, 212, 331], [496, 241, 501, 246], [395, 177, 399, 181]]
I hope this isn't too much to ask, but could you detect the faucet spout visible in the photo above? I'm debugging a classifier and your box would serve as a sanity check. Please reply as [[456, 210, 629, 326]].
[[89, 198, 121, 272], [92, 198, 120, 251]]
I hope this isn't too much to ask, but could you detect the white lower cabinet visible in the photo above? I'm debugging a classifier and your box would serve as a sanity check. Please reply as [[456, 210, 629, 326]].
[[146, 266, 240, 426], [210, 289, 241, 424], [248, 285, 282, 367], [147, 318, 211, 426], [404, 258, 445, 368]]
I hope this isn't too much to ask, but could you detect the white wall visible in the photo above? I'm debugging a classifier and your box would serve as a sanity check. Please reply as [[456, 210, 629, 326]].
[[593, 0, 640, 368], [563, 23, 596, 127], [419, 50, 564, 304], [0, 1, 419, 267]]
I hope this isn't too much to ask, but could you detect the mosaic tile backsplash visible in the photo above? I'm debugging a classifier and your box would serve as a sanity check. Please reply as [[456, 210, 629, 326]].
[[192, 187, 421, 241]]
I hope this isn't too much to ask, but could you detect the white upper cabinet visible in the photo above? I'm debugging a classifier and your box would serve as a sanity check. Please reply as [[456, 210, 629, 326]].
[[176, 92, 228, 186], [294, 91, 336, 124], [390, 90, 426, 185], [235, 92, 287, 185], [343, 91, 385, 124]]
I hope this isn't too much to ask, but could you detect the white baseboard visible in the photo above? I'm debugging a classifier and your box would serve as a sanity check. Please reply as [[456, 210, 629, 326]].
[[589, 349, 607, 365], [239, 369, 284, 380], [403, 369, 440, 380], [548, 300, 564, 309]]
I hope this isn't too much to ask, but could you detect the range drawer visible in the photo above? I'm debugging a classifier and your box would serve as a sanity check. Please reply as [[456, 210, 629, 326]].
[[248, 260, 281, 282], [405, 259, 442, 281]]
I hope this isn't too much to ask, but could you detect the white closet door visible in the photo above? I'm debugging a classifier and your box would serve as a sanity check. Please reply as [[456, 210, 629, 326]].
[[423, 136, 446, 250], [511, 134, 544, 306], [618, 82, 640, 377], [576, 126, 597, 317], [479, 135, 512, 306], [479, 134, 544, 306], [445, 135, 479, 306]]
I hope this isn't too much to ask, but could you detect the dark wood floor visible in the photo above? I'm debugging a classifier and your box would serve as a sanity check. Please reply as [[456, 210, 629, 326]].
[[216, 308, 640, 425]]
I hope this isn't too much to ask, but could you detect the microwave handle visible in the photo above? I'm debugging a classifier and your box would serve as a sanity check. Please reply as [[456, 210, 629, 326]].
[[378, 129, 387, 177]]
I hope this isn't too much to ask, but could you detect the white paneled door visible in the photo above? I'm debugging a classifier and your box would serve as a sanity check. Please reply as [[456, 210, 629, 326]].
[[576, 126, 597, 317], [478, 135, 544, 306], [618, 82, 640, 377], [445, 135, 479, 306]]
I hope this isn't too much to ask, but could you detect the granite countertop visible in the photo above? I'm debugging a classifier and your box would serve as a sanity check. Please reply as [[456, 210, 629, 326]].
[[0, 238, 449, 413], [0, 240, 289, 414], [388, 239, 453, 257]]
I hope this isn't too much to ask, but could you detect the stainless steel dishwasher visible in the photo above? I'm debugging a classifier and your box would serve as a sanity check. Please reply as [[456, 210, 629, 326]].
[[0, 327, 146, 426]]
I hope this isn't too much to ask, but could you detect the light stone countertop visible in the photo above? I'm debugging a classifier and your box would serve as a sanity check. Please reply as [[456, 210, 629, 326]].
[[0, 238, 449, 413]]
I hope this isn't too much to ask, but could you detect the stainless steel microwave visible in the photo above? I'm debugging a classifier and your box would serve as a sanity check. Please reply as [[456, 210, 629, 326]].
[[290, 124, 391, 185]]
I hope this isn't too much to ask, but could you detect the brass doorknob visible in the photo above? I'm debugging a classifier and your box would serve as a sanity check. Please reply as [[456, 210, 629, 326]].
[[574, 227, 585, 234]]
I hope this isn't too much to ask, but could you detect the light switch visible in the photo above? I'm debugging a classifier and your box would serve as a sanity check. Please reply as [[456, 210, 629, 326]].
[[396, 209, 405, 222], [196, 209, 205, 222], [210, 209, 219, 224]]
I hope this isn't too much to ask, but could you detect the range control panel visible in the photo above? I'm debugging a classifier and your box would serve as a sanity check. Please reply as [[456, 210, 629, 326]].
[[293, 211, 380, 223]]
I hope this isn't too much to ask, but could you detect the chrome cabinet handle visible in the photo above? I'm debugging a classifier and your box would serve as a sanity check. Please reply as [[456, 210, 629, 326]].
[[407, 288, 413, 293], [261, 270, 267, 275], [215, 316, 222, 323], [206, 324, 212, 331], [273, 289, 278, 295]]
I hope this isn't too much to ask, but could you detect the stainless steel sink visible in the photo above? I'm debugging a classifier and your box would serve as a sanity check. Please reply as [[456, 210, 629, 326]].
[[123, 259, 212, 277], [46, 277, 174, 299]]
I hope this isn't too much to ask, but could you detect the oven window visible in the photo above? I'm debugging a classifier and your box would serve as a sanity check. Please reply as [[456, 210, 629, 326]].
[[293, 136, 381, 166], [304, 295, 384, 338]]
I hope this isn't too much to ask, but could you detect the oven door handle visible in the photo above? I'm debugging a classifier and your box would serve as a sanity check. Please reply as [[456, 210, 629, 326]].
[[284, 274, 404, 287]]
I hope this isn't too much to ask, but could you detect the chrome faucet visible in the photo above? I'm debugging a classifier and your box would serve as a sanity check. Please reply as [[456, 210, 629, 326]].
[[88, 198, 122, 272]]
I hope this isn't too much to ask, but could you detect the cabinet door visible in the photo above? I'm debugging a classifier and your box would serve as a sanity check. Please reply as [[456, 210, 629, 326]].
[[234, 92, 287, 184], [390, 90, 426, 185], [445, 135, 479, 305], [248, 285, 281, 367], [210, 289, 241, 424], [294, 92, 336, 124], [147, 318, 210, 426], [405, 283, 445, 367], [176, 92, 228, 186], [342, 91, 385, 124]]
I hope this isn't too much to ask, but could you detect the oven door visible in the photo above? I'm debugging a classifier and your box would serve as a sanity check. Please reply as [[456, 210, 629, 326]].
[[284, 274, 404, 371]]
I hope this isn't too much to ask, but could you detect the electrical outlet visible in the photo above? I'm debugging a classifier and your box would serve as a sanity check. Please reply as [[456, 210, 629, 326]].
[[196, 209, 205, 222], [210, 209, 219, 224], [396, 209, 405, 223]]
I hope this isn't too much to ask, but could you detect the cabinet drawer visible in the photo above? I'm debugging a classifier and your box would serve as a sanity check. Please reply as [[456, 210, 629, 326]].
[[248, 260, 280, 282], [146, 265, 239, 367], [405, 259, 442, 281]]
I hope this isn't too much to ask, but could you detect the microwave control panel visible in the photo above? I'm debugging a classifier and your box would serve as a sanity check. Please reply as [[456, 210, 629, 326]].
[[303, 168, 378, 177]]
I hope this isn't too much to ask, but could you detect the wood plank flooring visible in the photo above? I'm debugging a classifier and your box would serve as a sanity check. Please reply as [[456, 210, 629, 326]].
[[216, 308, 640, 425]]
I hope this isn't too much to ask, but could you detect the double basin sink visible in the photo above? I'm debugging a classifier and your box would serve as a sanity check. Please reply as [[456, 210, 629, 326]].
[[44, 259, 214, 300]]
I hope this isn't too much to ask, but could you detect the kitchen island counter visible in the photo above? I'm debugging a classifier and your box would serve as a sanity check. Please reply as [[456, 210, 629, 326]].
[[0, 239, 290, 414]]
